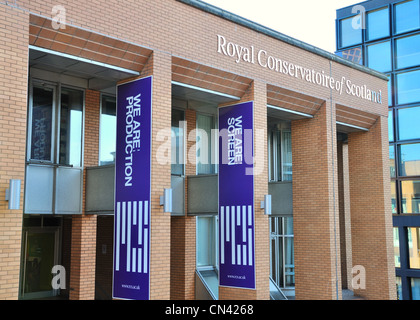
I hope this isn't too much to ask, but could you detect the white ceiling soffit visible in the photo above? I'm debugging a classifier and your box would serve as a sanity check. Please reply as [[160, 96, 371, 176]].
[[29, 46, 139, 91]]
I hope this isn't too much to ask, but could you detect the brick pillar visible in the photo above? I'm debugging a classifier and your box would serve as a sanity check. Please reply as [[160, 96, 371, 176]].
[[337, 141, 353, 289], [70, 90, 100, 300], [348, 116, 396, 300], [171, 109, 196, 300], [292, 102, 342, 300], [218, 80, 269, 300], [146, 51, 172, 299], [0, 5, 28, 300]]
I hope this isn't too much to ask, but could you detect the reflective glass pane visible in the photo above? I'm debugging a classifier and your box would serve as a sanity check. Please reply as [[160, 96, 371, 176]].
[[340, 16, 362, 48], [390, 145, 396, 177], [391, 181, 397, 214], [197, 216, 215, 267], [412, 278, 420, 300], [389, 110, 394, 142], [367, 41, 392, 72], [396, 34, 420, 69], [397, 70, 420, 105], [197, 114, 215, 175], [171, 109, 185, 175], [31, 86, 54, 161], [367, 7, 390, 40], [336, 47, 363, 64], [408, 228, 420, 269], [394, 228, 401, 268], [60, 88, 83, 167], [396, 277, 403, 300], [401, 180, 420, 213], [399, 143, 420, 176], [388, 76, 393, 107], [398, 106, 420, 140], [99, 95, 116, 165], [282, 131, 292, 181], [395, 0, 420, 34]]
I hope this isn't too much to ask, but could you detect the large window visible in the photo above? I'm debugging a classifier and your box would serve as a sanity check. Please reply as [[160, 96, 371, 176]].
[[197, 216, 218, 267], [401, 180, 420, 213], [412, 278, 420, 299], [270, 216, 294, 289], [398, 143, 420, 176], [389, 110, 394, 142], [408, 227, 420, 269], [171, 109, 185, 175], [390, 145, 396, 177], [367, 7, 390, 41], [396, 34, 420, 69], [394, 227, 401, 268], [99, 95, 116, 165], [367, 41, 392, 72], [398, 106, 420, 140], [395, 0, 420, 34], [340, 16, 362, 48], [396, 70, 420, 105], [392, 181, 397, 213], [196, 113, 217, 175], [268, 128, 292, 182]]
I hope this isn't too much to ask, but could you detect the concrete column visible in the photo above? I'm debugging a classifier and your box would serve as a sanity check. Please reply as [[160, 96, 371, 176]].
[[218, 80, 269, 300], [292, 102, 342, 300], [348, 115, 396, 300]]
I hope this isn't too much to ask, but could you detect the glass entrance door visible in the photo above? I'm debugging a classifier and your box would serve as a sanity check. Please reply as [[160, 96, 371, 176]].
[[20, 228, 59, 299], [270, 217, 295, 289]]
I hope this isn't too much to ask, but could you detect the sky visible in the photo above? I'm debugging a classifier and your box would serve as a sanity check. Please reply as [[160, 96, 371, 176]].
[[202, 0, 361, 53]]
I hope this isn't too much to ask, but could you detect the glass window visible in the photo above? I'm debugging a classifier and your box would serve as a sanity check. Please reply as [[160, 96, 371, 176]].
[[388, 76, 393, 107], [401, 180, 420, 213], [396, 70, 420, 105], [99, 95, 116, 165], [412, 278, 420, 299], [398, 143, 420, 176], [340, 16, 362, 48], [30, 86, 54, 161], [367, 41, 392, 72], [197, 113, 217, 175], [408, 228, 420, 269], [389, 110, 394, 142], [391, 181, 397, 213], [396, 277, 403, 300], [390, 145, 396, 177], [171, 109, 185, 175], [394, 228, 401, 268], [395, 0, 420, 34], [336, 47, 363, 64], [197, 216, 217, 267], [396, 34, 420, 69], [268, 128, 292, 182], [59, 88, 83, 167], [398, 106, 420, 140], [367, 7, 390, 41]]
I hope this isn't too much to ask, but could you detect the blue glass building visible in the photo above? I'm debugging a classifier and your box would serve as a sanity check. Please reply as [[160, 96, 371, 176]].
[[336, 0, 420, 300]]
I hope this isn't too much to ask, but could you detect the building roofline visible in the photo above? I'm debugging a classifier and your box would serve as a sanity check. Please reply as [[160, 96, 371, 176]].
[[176, 0, 389, 81]]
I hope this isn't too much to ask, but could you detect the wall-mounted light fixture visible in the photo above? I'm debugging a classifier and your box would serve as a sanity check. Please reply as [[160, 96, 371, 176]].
[[160, 188, 172, 213], [261, 194, 272, 215], [5, 179, 21, 210]]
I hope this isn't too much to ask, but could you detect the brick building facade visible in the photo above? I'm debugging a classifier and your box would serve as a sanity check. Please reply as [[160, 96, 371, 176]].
[[0, 0, 395, 300]]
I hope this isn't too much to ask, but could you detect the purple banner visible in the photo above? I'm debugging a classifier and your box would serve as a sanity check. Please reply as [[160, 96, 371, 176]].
[[218, 101, 255, 290], [113, 76, 152, 300]]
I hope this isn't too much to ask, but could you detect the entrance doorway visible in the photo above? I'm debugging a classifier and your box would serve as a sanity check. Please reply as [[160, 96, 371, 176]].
[[20, 228, 60, 299]]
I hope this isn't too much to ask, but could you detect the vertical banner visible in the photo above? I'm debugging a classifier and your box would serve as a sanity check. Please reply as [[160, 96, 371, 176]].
[[113, 76, 152, 300], [218, 101, 255, 290]]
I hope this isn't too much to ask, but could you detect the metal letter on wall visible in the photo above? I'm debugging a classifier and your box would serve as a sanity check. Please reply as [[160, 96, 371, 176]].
[[113, 77, 152, 300], [218, 101, 255, 290]]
